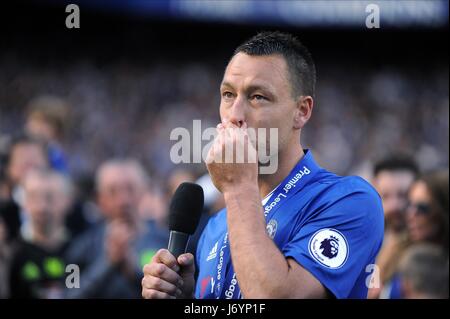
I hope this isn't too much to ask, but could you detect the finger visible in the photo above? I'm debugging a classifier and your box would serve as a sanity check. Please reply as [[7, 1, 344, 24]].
[[205, 144, 215, 164], [143, 262, 182, 285], [213, 131, 225, 163], [142, 276, 181, 295], [152, 249, 180, 272], [177, 253, 195, 277], [142, 288, 176, 299], [221, 129, 234, 163], [224, 126, 232, 140]]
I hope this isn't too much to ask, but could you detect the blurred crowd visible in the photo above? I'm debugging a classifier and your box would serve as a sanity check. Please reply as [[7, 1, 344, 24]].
[[370, 157, 448, 298], [0, 55, 448, 299]]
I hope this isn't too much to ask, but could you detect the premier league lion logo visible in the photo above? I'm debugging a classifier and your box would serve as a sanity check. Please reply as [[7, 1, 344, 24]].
[[319, 235, 339, 259], [309, 229, 348, 269]]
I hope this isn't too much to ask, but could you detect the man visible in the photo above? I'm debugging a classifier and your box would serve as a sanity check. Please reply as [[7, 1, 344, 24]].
[[369, 156, 418, 298], [142, 32, 384, 299], [0, 211, 11, 298], [0, 135, 49, 243], [8, 169, 73, 298], [398, 244, 448, 299], [65, 159, 168, 298], [372, 156, 418, 233]]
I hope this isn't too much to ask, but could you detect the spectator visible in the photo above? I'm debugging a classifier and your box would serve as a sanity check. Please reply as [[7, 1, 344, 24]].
[[406, 170, 449, 250], [24, 95, 71, 174], [0, 58, 447, 181], [8, 169, 73, 298], [64, 174, 100, 239], [0, 135, 49, 243], [0, 134, 10, 200], [167, 168, 196, 197], [398, 244, 448, 299], [0, 216, 11, 298], [377, 169, 449, 299], [369, 156, 419, 298], [64, 159, 168, 298], [138, 185, 168, 229]]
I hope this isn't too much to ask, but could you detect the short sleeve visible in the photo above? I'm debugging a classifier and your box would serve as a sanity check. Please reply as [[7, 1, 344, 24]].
[[282, 189, 384, 298]]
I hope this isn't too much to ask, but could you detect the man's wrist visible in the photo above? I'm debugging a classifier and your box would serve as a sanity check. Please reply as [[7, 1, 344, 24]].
[[223, 181, 260, 203]]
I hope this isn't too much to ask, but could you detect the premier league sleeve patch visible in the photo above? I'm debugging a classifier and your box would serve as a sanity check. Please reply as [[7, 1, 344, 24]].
[[308, 228, 349, 269]]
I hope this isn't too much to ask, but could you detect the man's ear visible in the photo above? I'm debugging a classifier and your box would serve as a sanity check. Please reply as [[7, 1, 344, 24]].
[[293, 96, 314, 130]]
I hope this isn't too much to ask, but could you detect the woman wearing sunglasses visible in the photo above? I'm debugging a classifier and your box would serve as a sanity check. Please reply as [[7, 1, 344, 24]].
[[406, 170, 449, 249]]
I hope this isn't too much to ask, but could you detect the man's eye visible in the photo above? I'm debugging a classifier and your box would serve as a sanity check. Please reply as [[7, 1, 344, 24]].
[[252, 94, 267, 101], [222, 92, 234, 99]]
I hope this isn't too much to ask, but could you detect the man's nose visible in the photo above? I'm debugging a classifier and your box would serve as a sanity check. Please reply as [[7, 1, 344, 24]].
[[116, 191, 132, 206], [228, 98, 246, 128]]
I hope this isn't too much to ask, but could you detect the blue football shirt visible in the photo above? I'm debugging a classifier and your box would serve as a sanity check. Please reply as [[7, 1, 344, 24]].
[[195, 149, 384, 299]]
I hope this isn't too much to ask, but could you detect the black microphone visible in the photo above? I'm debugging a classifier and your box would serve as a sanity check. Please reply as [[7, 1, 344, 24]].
[[167, 182, 204, 258]]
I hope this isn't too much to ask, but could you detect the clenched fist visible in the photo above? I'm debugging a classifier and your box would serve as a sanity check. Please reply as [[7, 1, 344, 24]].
[[142, 249, 196, 299], [206, 121, 258, 194]]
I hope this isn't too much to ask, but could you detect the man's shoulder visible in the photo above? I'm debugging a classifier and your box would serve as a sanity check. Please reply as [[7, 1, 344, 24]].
[[313, 171, 381, 203], [301, 172, 384, 226]]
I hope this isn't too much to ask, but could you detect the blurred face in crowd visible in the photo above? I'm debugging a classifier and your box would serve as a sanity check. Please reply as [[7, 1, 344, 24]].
[[219, 53, 311, 157], [373, 170, 415, 231], [25, 115, 57, 143], [97, 162, 147, 224], [138, 189, 167, 225], [406, 180, 438, 243], [168, 169, 195, 196], [22, 170, 71, 234], [7, 142, 48, 188]]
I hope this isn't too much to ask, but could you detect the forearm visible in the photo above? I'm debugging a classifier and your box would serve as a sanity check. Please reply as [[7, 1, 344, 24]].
[[224, 183, 290, 298]]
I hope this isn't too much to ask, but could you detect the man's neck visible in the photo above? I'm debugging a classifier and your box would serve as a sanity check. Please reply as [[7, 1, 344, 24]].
[[258, 143, 304, 200]]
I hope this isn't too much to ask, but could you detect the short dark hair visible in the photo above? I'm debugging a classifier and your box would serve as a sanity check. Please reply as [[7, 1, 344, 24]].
[[26, 95, 71, 139], [373, 155, 419, 178], [399, 244, 449, 298], [3, 133, 48, 169], [233, 31, 316, 98]]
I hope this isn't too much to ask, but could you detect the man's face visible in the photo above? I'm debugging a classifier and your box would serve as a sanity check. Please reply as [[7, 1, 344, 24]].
[[97, 165, 145, 223], [373, 170, 415, 230], [7, 143, 48, 187], [23, 172, 64, 232], [219, 53, 299, 156]]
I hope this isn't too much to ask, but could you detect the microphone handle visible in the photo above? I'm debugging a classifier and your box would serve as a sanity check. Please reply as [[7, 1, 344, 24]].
[[168, 231, 190, 258]]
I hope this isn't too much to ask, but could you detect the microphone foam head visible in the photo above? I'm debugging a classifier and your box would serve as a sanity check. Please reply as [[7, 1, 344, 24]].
[[168, 182, 204, 234]]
